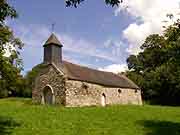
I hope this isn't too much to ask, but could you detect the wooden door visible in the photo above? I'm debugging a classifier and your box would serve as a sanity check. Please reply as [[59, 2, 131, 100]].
[[43, 86, 53, 105]]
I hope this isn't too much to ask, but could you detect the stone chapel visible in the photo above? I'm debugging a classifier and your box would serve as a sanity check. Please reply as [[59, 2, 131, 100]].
[[32, 33, 142, 107]]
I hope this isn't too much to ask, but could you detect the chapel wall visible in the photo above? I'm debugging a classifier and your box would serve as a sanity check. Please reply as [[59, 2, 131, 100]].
[[65, 80, 142, 107], [32, 66, 66, 105]]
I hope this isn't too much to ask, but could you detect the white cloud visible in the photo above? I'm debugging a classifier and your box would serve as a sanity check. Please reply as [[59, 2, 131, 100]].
[[13, 23, 127, 63], [58, 35, 127, 63], [123, 21, 162, 54], [10, 23, 128, 72], [115, 0, 180, 54], [59, 34, 116, 62], [98, 64, 128, 74]]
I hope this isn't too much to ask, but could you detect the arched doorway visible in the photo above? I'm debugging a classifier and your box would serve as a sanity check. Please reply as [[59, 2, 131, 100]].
[[42, 85, 54, 105], [101, 93, 106, 106]]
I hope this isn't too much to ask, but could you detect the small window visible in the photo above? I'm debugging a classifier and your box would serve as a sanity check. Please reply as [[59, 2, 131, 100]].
[[135, 89, 138, 93], [82, 83, 88, 89], [102, 93, 106, 97], [118, 89, 122, 94]]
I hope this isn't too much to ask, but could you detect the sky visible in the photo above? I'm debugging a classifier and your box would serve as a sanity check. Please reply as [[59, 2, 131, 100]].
[[7, 0, 180, 74]]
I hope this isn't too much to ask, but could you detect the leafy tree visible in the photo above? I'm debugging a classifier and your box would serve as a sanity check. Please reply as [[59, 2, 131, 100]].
[[126, 21, 180, 105], [0, 0, 24, 97], [24, 63, 47, 97], [0, 0, 17, 24], [65, 0, 122, 7]]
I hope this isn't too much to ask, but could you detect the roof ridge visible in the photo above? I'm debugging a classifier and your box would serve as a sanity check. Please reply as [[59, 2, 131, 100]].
[[62, 60, 118, 75], [56, 60, 139, 89]]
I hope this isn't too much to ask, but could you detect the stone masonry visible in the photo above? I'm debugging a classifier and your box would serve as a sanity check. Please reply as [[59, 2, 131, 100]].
[[65, 80, 142, 107], [33, 64, 142, 107], [32, 64, 66, 105]]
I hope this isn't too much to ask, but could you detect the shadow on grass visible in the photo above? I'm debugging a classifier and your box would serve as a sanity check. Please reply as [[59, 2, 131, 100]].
[[138, 120, 180, 135], [0, 116, 21, 135]]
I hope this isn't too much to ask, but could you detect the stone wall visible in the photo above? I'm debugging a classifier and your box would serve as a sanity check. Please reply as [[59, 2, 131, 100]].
[[65, 80, 142, 107], [32, 64, 142, 107], [32, 65, 66, 105]]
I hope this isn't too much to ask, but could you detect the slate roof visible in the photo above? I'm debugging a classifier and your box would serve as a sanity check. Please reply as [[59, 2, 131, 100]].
[[44, 33, 63, 47], [57, 61, 139, 89]]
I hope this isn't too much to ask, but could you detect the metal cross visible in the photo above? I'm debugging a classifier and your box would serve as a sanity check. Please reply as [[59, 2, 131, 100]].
[[51, 23, 55, 33]]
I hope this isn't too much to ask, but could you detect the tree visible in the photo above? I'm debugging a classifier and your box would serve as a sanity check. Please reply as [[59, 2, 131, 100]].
[[65, 0, 122, 7], [126, 21, 180, 105], [24, 63, 47, 97], [0, 0, 24, 97]]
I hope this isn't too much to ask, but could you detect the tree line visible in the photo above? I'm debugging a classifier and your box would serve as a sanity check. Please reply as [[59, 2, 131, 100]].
[[126, 20, 180, 105]]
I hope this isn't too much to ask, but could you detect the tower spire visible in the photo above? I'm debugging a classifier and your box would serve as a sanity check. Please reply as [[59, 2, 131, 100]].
[[44, 33, 62, 47], [43, 33, 63, 65]]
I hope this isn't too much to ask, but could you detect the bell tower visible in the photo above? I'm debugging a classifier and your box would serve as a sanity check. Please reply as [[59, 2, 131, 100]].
[[43, 33, 63, 65]]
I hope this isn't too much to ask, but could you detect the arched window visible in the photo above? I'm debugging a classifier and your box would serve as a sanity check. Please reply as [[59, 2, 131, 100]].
[[118, 89, 122, 94], [135, 89, 138, 93], [82, 83, 88, 89]]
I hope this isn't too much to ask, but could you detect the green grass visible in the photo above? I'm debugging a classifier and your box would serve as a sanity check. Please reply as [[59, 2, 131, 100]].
[[0, 98, 180, 135]]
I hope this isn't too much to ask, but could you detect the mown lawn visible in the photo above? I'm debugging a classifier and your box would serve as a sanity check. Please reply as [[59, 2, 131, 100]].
[[0, 98, 180, 135]]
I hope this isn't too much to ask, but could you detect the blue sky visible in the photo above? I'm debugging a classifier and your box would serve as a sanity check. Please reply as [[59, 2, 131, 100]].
[[7, 0, 180, 74]]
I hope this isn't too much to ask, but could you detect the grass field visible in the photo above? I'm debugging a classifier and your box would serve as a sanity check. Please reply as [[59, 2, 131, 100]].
[[0, 98, 180, 135]]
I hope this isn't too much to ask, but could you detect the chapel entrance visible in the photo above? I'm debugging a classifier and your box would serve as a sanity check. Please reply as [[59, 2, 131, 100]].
[[101, 93, 106, 106], [43, 86, 53, 105]]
